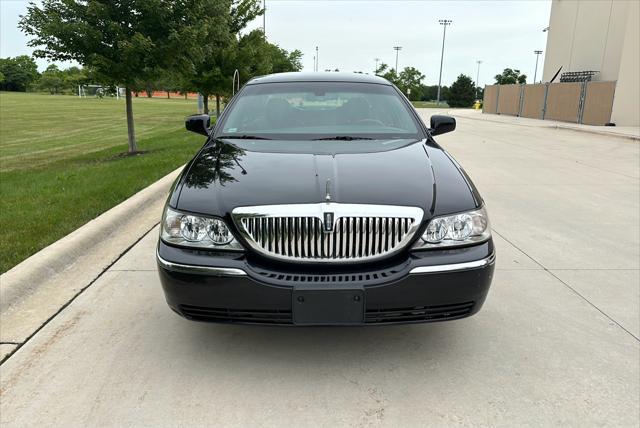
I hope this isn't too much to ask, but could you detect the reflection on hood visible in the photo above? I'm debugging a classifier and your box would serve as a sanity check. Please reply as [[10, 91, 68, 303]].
[[185, 143, 247, 188]]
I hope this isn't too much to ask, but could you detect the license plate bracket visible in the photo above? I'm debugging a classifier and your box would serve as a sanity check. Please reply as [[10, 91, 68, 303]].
[[292, 287, 364, 325]]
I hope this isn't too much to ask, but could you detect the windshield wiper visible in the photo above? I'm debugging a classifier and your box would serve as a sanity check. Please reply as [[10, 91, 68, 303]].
[[312, 136, 374, 141], [218, 135, 272, 140]]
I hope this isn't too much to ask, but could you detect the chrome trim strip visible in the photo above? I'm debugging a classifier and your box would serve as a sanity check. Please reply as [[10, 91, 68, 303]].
[[156, 252, 247, 276], [409, 253, 496, 274]]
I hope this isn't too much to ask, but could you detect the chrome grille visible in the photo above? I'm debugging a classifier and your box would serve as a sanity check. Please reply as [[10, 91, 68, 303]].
[[232, 204, 423, 262]]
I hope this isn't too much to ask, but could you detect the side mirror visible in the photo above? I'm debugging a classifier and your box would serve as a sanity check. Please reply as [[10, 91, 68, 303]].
[[429, 115, 456, 136], [185, 114, 211, 136]]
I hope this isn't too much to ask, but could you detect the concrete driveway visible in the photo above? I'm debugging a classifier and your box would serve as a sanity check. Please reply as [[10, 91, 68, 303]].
[[1, 110, 638, 427]]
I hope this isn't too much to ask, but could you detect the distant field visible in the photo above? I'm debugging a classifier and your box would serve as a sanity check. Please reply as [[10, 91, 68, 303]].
[[0, 92, 206, 273], [411, 101, 449, 108]]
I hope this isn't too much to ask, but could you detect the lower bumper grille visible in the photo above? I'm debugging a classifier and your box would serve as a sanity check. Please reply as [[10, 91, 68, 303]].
[[179, 302, 474, 325], [365, 302, 475, 324], [180, 305, 293, 324], [253, 261, 409, 287]]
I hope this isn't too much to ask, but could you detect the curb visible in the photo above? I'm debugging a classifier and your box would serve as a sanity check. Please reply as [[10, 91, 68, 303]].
[[0, 166, 183, 347]]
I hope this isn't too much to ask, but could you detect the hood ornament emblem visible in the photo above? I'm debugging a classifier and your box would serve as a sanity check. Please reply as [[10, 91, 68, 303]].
[[325, 179, 332, 202], [323, 212, 334, 232], [323, 179, 334, 232]]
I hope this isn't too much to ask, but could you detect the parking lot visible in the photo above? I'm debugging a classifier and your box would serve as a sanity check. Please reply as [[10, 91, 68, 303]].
[[1, 110, 638, 427]]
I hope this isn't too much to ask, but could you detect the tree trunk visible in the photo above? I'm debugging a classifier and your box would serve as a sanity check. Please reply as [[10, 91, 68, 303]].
[[184, 92, 187, 100], [216, 94, 221, 117], [167, 91, 170, 99], [125, 87, 138, 154], [203, 95, 209, 115]]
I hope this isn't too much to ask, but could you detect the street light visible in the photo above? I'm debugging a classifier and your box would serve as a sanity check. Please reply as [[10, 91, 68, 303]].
[[263, 0, 266, 37], [476, 60, 482, 99], [437, 19, 452, 105], [315, 46, 319, 72], [374, 57, 380, 74], [393, 46, 402, 72], [533, 50, 543, 83]]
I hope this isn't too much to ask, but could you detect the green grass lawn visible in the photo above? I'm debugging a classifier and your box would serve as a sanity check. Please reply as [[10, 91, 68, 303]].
[[411, 101, 449, 108], [0, 92, 207, 273]]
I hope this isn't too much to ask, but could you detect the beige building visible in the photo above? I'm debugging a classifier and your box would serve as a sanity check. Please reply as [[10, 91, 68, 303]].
[[542, 0, 639, 126]]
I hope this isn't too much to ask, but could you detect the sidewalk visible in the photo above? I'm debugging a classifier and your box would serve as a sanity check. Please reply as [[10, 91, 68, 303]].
[[450, 108, 640, 141], [0, 167, 182, 361]]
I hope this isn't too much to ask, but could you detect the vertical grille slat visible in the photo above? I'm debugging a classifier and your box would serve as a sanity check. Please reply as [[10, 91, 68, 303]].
[[341, 218, 348, 258], [373, 218, 380, 255], [335, 219, 342, 258], [260, 218, 266, 248], [367, 217, 374, 257], [271, 218, 276, 253], [295, 217, 301, 258], [354, 217, 361, 258], [301, 217, 307, 258], [315, 218, 322, 258], [238, 208, 419, 262]]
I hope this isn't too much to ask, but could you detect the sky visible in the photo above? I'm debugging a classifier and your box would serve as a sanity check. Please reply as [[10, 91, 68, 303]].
[[1, 0, 552, 86]]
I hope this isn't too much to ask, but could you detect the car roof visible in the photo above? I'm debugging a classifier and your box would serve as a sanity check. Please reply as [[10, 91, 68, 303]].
[[246, 72, 392, 85]]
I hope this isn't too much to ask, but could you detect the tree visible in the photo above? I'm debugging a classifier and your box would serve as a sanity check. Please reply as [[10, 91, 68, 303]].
[[226, 31, 302, 113], [20, 1, 218, 154], [33, 65, 90, 95], [156, 71, 181, 99], [375, 64, 427, 100], [494, 68, 527, 85], [0, 55, 39, 92], [375, 63, 400, 86], [265, 44, 302, 73], [183, 1, 302, 117], [63, 66, 88, 93], [398, 67, 426, 101], [447, 74, 476, 108], [37, 64, 64, 94], [179, 1, 253, 116]]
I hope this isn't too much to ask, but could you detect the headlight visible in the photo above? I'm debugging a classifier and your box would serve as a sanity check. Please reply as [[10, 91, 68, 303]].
[[412, 206, 490, 249], [161, 207, 243, 250]]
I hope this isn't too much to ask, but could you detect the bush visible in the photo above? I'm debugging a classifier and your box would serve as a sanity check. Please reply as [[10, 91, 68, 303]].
[[447, 74, 475, 108]]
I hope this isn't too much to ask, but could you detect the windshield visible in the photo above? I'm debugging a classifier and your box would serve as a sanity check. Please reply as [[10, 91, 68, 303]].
[[217, 82, 421, 141]]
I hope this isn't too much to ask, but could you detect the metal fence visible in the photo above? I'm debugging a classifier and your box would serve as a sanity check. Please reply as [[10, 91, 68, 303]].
[[483, 81, 616, 125]]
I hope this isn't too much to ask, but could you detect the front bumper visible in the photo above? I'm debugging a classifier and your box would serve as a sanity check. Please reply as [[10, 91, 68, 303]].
[[157, 240, 495, 326]]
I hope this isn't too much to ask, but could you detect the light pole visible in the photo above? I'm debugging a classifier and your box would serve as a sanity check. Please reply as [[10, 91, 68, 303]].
[[476, 60, 482, 99], [315, 46, 319, 72], [393, 46, 402, 73], [436, 19, 452, 105], [263, 0, 266, 37], [374, 57, 380, 74], [533, 50, 543, 83]]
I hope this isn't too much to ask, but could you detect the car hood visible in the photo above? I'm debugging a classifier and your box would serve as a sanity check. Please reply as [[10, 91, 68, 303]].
[[176, 139, 439, 217]]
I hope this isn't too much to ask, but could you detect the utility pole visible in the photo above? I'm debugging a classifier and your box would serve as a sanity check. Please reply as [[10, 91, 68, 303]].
[[315, 46, 319, 72], [533, 50, 543, 83], [374, 57, 380, 74], [476, 60, 482, 99], [263, 0, 266, 37], [436, 19, 452, 105], [393, 46, 402, 73]]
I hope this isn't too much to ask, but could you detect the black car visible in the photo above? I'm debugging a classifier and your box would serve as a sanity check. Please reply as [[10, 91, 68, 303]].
[[157, 72, 495, 325]]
